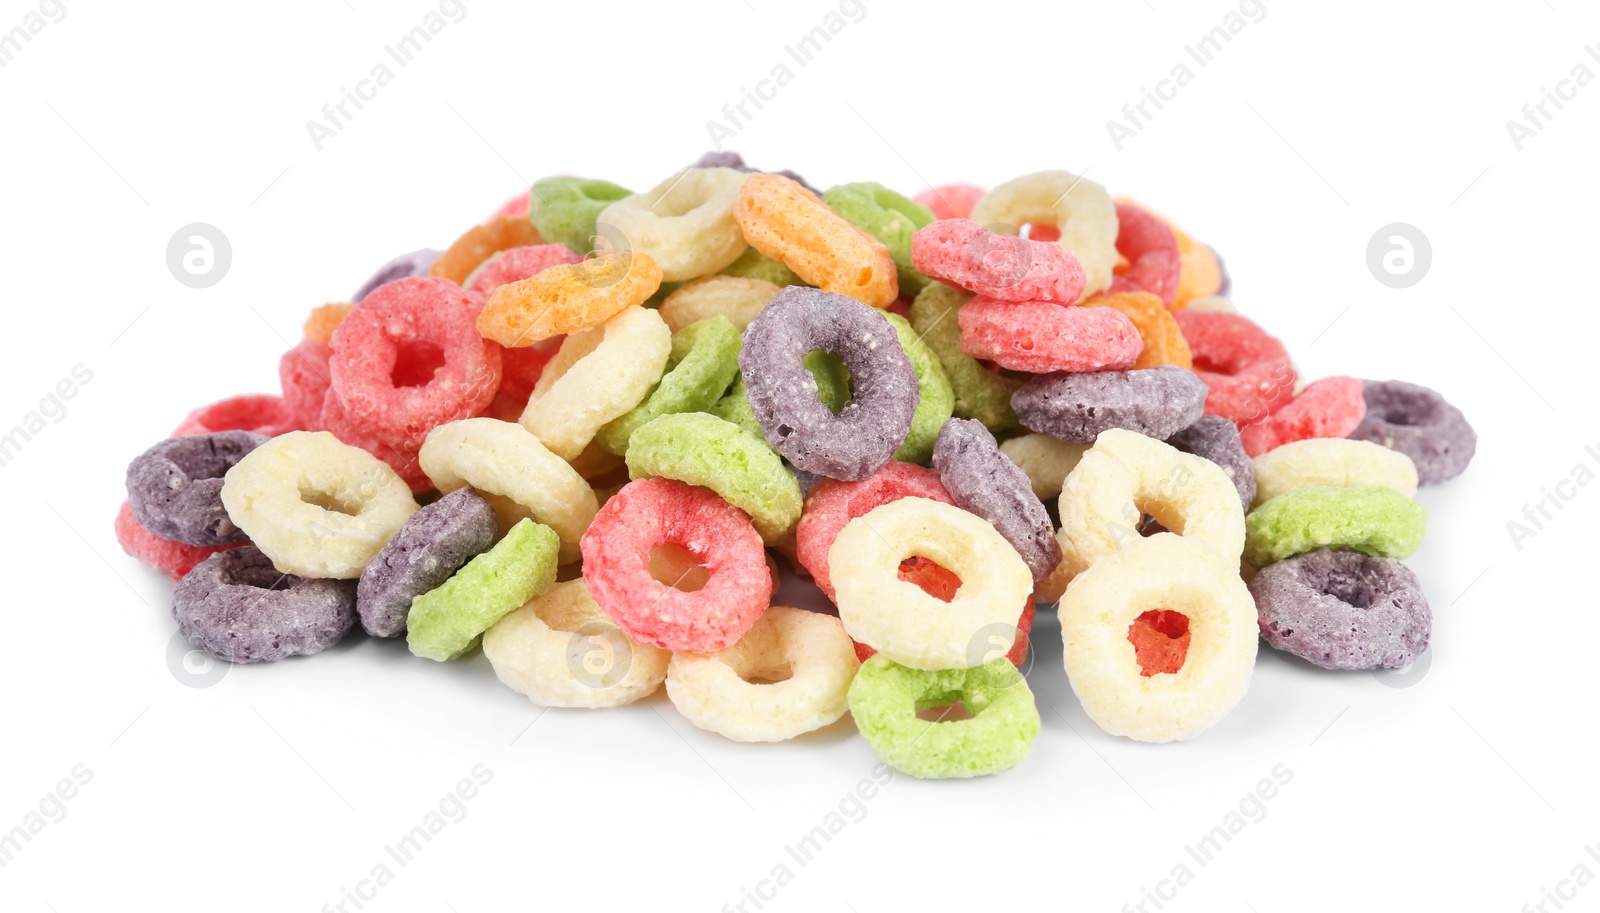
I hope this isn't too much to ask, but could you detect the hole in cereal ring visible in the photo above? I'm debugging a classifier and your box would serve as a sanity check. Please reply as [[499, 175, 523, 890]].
[[741, 659, 794, 686], [648, 542, 709, 593], [898, 556, 961, 603], [391, 339, 446, 388], [915, 701, 975, 722], [1128, 609, 1191, 677], [299, 486, 361, 516]]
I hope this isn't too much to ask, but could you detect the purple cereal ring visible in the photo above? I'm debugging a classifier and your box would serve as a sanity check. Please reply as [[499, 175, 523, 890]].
[[932, 418, 1061, 584], [1249, 547, 1431, 671], [1211, 246, 1231, 297], [353, 248, 442, 302], [1166, 415, 1256, 510], [1012, 366, 1207, 443], [688, 151, 817, 195], [739, 287, 919, 480], [173, 545, 357, 663], [1348, 379, 1476, 484], [126, 431, 269, 546], [355, 487, 499, 637]]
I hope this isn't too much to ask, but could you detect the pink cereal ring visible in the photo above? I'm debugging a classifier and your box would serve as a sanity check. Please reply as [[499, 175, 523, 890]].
[[487, 191, 532, 222], [317, 392, 435, 494], [914, 183, 986, 221], [114, 500, 240, 581], [279, 340, 333, 431], [958, 296, 1142, 374], [911, 219, 1086, 304], [1238, 376, 1367, 457], [1108, 201, 1181, 306], [463, 244, 585, 299], [173, 394, 298, 437], [328, 277, 502, 452], [1174, 310, 1298, 425], [580, 478, 771, 653], [795, 461, 954, 601]]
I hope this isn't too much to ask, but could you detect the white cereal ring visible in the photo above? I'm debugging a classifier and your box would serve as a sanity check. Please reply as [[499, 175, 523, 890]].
[[1251, 438, 1419, 508], [220, 431, 419, 579], [970, 170, 1119, 299], [1059, 533, 1257, 742], [665, 605, 859, 742], [483, 579, 669, 708], [998, 432, 1089, 500], [418, 417, 598, 564], [830, 498, 1032, 671], [1181, 295, 1237, 313], [519, 305, 671, 462], [658, 275, 781, 332], [1057, 429, 1245, 577], [595, 168, 751, 282]]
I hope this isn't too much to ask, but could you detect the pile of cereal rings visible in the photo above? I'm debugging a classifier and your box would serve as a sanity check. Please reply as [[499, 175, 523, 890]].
[[117, 154, 1476, 779]]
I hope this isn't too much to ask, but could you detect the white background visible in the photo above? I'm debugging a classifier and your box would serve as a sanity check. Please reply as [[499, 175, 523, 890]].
[[2, 1, 1596, 910]]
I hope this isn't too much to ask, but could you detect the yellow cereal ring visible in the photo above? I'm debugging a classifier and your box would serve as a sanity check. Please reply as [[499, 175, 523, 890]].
[[970, 170, 1119, 300], [734, 173, 897, 309], [998, 433, 1089, 500], [477, 251, 663, 347], [518, 305, 672, 462], [658, 275, 780, 332], [430, 216, 543, 285], [1059, 533, 1257, 742], [483, 579, 669, 708], [665, 605, 859, 742], [220, 431, 419, 579], [1182, 295, 1237, 314], [303, 302, 355, 345], [831, 498, 1032, 671], [1083, 291, 1193, 369], [1251, 438, 1419, 508], [417, 417, 599, 564], [594, 168, 750, 282]]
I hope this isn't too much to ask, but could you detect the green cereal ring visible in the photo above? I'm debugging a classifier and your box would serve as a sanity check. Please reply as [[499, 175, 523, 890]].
[[625, 412, 802, 545], [719, 247, 805, 288], [711, 352, 851, 439], [406, 519, 560, 661], [848, 655, 1040, 779], [596, 316, 742, 456], [1244, 485, 1427, 568], [909, 281, 1021, 432], [823, 182, 936, 295], [884, 313, 954, 464], [530, 176, 634, 254]]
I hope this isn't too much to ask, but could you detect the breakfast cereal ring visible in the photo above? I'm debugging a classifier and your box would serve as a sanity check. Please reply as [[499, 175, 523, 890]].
[[173, 395, 297, 438], [594, 168, 750, 282], [328, 277, 502, 451], [1107, 201, 1181, 305], [998, 433, 1088, 500], [494, 341, 562, 409], [303, 303, 355, 345], [1348, 379, 1477, 484], [914, 183, 986, 221], [854, 570, 1036, 669], [795, 461, 954, 600], [483, 578, 670, 708], [823, 182, 936, 295], [710, 351, 851, 440], [1252, 438, 1418, 508], [114, 501, 240, 581], [316, 393, 432, 495], [1251, 548, 1431, 671], [1244, 486, 1427, 567], [173, 545, 357, 664], [406, 519, 560, 661], [1083, 291, 1192, 369], [911, 219, 1087, 304], [1162, 218, 1224, 308], [1059, 533, 1257, 742], [518, 305, 672, 461], [1056, 429, 1246, 577], [739, 287, 919, 480], [831, 498, 1032, 670], [1012, 366, 1208, 443], [734, 173, 898, 308], [478, 251, 663, 347], [932, 419, 1061, 585], [463, 244, 584, 298], [1166, 415, 1256, 510], [625, 412, 803, 545], [884, 312, 954, 463], [530, 176, 635, 253], [659, 275, 781, 332], [416, 417, 599, 564], [1182, 295, 1237, 314], [848, 655, 1039, 779], [429, 216, 543, 285], [279, 341, 332, 431], [353, 248, 440, 301], [595, 315, 742, 456], [718, 246, 805, 287], [580, 478, 772, 653], [1173, 310, 1297, 424], [1238, 376, 1366, 457], [127, 431, 269, 546], [355, 487, 499, 638], [957, 295, 1141, 373], [665, 605, 859, 742], [970, 169, 1119, 298], [909, 282, 1021, 431], [488, 190, 531, 221]]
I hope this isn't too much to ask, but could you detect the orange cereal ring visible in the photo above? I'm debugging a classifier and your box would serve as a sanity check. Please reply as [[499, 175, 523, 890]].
[[303, 302, 355, 345], [429, 216, 543, 285], [1083, 291, 1193, 370], [734, 173, 897, 309], [477, 251, 663, 348]]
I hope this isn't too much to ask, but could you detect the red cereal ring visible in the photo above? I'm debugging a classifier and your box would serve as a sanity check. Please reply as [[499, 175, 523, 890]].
[[1108, 201, 1181, 306], [328, 277, 502, 451], [957, 296, 1142, 373], [317, 392, 434, 495], [278, 341, 333, 431], [913, 183, 986, 221], [1238, 376, 1367, 457], [173, 394, 298, 437], [795, 461, 954, 601], [853, 559, 1036, 667], [911, 219, 1087, 304], [114, 500, 241, 581], [579, 477, 772, 653], [463, 244, 584, 299], [1173, 310, 1298, 425], [487, 191, 532, 222]]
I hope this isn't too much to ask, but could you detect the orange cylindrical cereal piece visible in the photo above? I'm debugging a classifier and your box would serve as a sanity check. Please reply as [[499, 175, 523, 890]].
[[303, 302, 355, 345], [734, 173, 897, 309], [477, 251, 663, 347], [1083, 291, 1192, 370], [430, 216, 544, 285]]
